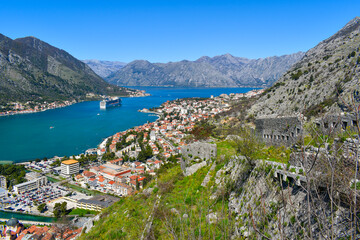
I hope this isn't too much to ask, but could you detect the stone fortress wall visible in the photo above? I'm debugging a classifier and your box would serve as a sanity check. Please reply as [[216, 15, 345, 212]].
[[314, 113, 358, 133], [180, 142, 217, 176], [255, 116, 303, 147], [255, 113, 358, 147], [181, 142, 217, 162]]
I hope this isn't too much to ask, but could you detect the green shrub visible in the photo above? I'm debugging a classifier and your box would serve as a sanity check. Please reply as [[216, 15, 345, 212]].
[[348, 51, 356, 58], [291, 70, 303, 80], [323, 55, 332, 60], [290, 215, 296, 225]]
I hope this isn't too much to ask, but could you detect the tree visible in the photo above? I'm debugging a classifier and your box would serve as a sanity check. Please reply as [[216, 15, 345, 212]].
[[191, 121, 214, 140], [53, 202, 68, 218], [37, 203, 46, 213], [231, 127, 263, 167]]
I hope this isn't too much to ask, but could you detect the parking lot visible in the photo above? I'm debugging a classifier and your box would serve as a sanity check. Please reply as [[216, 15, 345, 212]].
[[0, 183, 71, 214]]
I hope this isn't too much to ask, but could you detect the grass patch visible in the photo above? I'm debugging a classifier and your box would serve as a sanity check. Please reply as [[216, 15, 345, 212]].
[[47, 176, 60, 183], [69, 208, 98, 216], [216, 140, 236, 159], [62, 183, 104, 196], [256, 146, 291, 163]]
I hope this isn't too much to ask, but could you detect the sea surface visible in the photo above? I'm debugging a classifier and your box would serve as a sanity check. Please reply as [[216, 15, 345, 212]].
[[0, 87, 258, 162]]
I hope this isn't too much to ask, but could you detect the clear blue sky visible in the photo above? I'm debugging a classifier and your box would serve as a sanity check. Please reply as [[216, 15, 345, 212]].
[[1, 0, 359, 63]]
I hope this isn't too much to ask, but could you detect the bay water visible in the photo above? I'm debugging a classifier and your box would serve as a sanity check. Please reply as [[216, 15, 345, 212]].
[[0, 87, 257, 162]]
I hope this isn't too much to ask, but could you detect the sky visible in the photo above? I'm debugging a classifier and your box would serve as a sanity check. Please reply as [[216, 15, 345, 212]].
[[0, 0, 359, 63]]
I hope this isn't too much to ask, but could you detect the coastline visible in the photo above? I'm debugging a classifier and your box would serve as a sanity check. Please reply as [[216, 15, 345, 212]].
[[0, 100, 77, 117], [0, 90, 150, 117]]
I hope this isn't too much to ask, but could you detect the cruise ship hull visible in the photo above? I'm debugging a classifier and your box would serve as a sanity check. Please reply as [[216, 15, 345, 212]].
[[100, 98, 121, 109]]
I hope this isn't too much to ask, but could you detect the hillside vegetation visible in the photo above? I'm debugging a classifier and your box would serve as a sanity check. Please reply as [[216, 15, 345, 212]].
[[0, 34, 134, 105]]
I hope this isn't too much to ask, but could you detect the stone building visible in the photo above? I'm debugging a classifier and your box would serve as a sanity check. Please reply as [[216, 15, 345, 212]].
[[314, 113, 358, 133], [181, 142, 217, 162], [255, 116, 303, 147]]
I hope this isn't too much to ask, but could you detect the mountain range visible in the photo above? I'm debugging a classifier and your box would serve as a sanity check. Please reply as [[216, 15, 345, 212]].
[[250, 16, 360, 117], [0, 35, 133, 105], [102, 52, 304, 88], [82, 59, 126, 78]]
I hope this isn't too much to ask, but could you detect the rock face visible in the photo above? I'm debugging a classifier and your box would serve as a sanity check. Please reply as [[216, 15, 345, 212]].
[[105, 52, 304, 88], [0, 34, 132, 104], [82, 60, 126, 78], [250, 17, 360, 117], [217, 157, 355, 239]]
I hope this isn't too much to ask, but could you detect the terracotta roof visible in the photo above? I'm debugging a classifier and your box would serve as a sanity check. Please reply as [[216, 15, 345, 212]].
[[83, 171, 96, 178], [62, 159, 78, 165]]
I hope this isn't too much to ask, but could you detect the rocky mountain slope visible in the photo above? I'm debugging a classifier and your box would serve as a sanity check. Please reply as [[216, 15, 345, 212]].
[[82, 59, 126, 78], [249, 17, 360, 117], [105, 52, 304, 88], [0, 34, 133, 104]]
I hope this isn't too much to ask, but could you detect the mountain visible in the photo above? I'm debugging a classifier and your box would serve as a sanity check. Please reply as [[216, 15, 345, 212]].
[[82, 59, 126, 78], [0, 35, 133, 104], [105, 52, 304, 88], [249, 17, 360, 117]]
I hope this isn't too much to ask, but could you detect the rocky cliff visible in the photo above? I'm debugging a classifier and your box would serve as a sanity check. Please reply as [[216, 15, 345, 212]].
[[250, 17, 360, 117], [105, 52, 304, 88]]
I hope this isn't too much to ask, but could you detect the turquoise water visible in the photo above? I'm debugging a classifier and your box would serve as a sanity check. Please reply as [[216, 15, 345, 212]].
[[0, 210, 55, 223], [0, 87, 257, 162]]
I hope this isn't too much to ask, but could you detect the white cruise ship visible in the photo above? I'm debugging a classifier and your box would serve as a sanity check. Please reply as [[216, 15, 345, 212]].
[[100, 97, 121, 109]]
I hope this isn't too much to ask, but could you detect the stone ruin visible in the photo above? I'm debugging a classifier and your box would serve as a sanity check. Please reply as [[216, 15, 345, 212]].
[[180, 142, 217, 176], [255, 116, 303, 147]]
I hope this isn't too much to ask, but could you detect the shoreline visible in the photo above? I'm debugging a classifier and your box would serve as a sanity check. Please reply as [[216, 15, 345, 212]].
[[0, 101, 77, 117], [0, 91, 151, 118]]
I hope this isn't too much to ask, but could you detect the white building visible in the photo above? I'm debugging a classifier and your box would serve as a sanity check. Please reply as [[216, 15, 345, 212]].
[[61, 159, 80, 178], [13, 176, 47, 194], [0, 187, 7, 198], [0, 175, 6, 189]]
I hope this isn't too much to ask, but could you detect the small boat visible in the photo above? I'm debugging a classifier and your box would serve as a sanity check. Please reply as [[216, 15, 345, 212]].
[[50, 126, 54, 129], [97, 113, 100, 116]]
